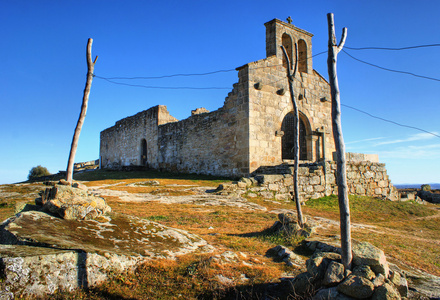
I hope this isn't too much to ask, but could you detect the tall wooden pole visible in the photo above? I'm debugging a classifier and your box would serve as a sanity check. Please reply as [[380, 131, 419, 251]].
[[327, 13, 351, 269], [281, 44, 304, 228], [66, 38, 98, 183]]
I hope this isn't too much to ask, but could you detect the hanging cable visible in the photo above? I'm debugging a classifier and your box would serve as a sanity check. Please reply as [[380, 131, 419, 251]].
[[342, 50, 440, 82], [94, 76, 231, 90], [345, 44, 440, 51], [341, 104, 440, 139], [99, 69, 236, 80]]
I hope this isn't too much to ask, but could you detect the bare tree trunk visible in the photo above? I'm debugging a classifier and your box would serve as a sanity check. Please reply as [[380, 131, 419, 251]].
[[66, 38, 98, 184], [327, 13, 352, 269], [281, 44, 304, 228]]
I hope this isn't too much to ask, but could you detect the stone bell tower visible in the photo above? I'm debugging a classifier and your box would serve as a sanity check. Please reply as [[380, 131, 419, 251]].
[[264, 18, 313, 74]]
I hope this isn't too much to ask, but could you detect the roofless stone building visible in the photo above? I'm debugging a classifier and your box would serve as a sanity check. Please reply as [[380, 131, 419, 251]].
[[100, 18, 398, 200]]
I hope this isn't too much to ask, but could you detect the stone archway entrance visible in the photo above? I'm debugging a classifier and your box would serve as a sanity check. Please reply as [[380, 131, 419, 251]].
[[281, 112, 308, 160], [141, 139, 148, 166]]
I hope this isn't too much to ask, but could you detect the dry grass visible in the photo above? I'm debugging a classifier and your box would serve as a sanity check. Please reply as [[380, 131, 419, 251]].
[[2, 170, 440, 298], [0, 183, 45, 220], [303, 195, 440, 276]]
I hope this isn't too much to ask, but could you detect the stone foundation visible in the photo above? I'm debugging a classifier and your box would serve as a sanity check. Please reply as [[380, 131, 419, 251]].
[[224, 160, 399, 201]]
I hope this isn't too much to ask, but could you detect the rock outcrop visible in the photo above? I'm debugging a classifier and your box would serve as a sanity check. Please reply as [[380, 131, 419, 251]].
[[0, 184, 213, 298], [37, 184, 111, 220], [287, 241, 409, 300]]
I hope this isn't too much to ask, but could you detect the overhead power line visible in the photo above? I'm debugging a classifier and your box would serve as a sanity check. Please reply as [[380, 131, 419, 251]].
[[290, 75, 440, 139], [342, 50, 440, 83], [99, 69, 236, 80], [341, 104, 440, 139], [345, 43, 440, 51], [94, 76, 231, 90], [95, 50, 328, 82]]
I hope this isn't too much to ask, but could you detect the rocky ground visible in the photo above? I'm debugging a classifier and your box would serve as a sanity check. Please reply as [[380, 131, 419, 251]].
[[0, 175, 439, 299]]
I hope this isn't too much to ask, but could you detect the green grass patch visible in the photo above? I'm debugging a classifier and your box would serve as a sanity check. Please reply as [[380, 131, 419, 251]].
[[147, 215, 170, 222], [305, 194, 435, 224]]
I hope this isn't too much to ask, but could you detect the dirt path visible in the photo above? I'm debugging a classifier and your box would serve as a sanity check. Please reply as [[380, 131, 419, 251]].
[[89, 185, 267, 211]]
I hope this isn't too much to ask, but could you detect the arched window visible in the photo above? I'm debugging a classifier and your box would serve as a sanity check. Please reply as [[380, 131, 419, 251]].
[[298, 39, 308, 73], [281, 113, 308, 160], [141, 139, 147, 166], [282, 33, 293, 69]]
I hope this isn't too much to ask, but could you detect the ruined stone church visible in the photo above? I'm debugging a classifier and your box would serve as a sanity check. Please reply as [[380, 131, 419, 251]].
[[101, 18, 336, 175], [100, 18, 397, 200]]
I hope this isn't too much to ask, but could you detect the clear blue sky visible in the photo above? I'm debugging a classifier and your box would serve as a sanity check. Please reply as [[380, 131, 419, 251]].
[[1, 0, 439, 184]]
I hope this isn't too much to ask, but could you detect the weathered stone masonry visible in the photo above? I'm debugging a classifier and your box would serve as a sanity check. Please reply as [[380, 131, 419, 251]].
[[100, 18, 397, 199], [237, 154, 398, 201]]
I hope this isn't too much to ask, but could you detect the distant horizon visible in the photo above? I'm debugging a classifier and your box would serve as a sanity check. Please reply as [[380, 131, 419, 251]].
[[394, 183, 440, 189]]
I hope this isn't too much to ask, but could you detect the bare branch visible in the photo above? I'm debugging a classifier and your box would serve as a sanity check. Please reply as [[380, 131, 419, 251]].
[[327, 13, 337, 46], [293, 42, 298, 78], [281, 46, 292, 78], [337, 28, 348, 52]]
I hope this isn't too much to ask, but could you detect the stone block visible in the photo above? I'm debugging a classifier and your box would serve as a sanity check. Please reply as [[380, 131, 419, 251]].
[[352, 242, 389, 277], [355, 185, 366, 195], [337, 275, 374, 299], [310, 176, 321, 185], [306, 252, 341, 280], [268, 184, 279, 191], [371, 283, 401, 300], [314, 185, 325, 192], [283, 177, 293, 186], [323, 261, 345, 287], [353, 265, 375, 280], [378, 181, 388, 188]]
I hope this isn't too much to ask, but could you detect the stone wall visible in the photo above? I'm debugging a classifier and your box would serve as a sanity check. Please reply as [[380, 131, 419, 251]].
[[245, 54, 335, 174], [100, 105, 177, 169], [100, 69, 251, 177], [155, 70, 250, 177], [238, 158, 398, 201]]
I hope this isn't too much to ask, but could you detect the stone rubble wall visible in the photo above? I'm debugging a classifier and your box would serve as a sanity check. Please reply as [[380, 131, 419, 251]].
[[238, 159, 398, 201], [74, 159, 99, 171], [100, 68, 252, 178], [155, 70, 250, 177], [100, 105, 176, 169]]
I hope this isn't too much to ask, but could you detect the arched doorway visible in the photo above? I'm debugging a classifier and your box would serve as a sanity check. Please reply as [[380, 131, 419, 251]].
[[281, 113, 308, 160], [141, 139, 148, 166]]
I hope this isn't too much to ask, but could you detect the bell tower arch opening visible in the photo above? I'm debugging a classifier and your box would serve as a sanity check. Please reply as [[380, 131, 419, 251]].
[[281, 33, 294, 69], [298, 39, 308, 73]]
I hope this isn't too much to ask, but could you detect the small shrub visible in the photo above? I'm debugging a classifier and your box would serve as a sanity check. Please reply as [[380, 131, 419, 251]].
[[28, 165, 51, 180]]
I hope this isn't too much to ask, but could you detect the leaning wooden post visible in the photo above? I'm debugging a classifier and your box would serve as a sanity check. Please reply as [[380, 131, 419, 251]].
[[327, 13, 351, 269], [281, 44, 304, 228], [66, 38, 98, 184]]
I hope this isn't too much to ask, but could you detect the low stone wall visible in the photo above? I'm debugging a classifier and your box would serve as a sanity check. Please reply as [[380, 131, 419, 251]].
[[74, 159, 99, 171], [222, 161, 399, 201]]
